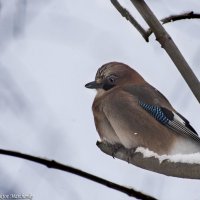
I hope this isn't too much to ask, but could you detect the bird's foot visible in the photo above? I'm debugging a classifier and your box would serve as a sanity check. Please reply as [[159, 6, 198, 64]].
[[127, 147, 137, 163], [111, 143, 124, 158]]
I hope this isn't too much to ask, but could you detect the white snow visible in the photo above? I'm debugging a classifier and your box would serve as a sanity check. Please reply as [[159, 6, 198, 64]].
[[136, 147, 200, 164]]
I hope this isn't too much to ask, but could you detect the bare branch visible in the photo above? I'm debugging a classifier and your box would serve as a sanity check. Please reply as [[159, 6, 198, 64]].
[[110, 0, 149, 42], [128, 0, 200, 103], [0, 148, 157, 200], [147, 11, 200, 36], [97, 141, 200, 179], [111, 0, 200, 41], [110, 0, 200, 103], [161, 11, 200, 25]]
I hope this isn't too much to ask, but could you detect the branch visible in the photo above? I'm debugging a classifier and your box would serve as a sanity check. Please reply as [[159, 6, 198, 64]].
[[97, 141, 200, 179], [111, 1, 200, 41], [161, 11, 200, 25], [129, 0, 200, 103], [0, 148, 156, 200], [147, 11, 200, 36], [110, 0, 200, 102], [110, 0, 149, 42]]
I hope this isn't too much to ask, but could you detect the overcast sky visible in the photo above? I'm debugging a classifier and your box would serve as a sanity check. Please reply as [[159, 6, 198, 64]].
[[0, 0, 200, 199]]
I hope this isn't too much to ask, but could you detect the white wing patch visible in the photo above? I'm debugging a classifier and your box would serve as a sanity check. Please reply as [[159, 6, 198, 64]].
[[168, 113, 200, 142], [173, 111, 185, 125]]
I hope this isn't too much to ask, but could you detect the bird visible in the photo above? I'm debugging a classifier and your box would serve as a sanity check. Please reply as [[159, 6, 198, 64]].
[[85, 62, 200, 155]]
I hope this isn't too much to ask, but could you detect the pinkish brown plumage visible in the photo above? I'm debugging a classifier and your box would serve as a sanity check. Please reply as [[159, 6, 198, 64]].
[[85, 62, 200, 155]]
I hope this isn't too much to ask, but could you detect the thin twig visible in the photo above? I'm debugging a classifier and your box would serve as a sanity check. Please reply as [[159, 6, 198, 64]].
[[0, 148, 157, 200], [147, 11, 200, 37], [110, 0, 149, 42], [111, 0, 200, 41], [161, 11, 200, 24]]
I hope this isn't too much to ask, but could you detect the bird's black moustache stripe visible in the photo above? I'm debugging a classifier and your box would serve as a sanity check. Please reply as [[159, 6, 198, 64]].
[[103, 83, 115, 91]]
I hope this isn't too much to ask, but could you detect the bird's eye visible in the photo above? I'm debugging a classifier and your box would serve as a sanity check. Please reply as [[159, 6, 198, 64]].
[[103, 75, 118, 90], [109, 77, 115, 83], [107, 75, 117, 84]]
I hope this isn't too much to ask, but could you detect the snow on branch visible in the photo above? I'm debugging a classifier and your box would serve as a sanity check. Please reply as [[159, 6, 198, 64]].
[[97, 141, 200, 179]]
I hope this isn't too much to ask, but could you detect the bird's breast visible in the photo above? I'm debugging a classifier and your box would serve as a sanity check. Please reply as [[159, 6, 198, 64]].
[[92, 94, 121, 144]]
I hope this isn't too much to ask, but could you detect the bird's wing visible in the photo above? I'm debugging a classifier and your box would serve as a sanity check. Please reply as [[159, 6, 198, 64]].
[[124, 83, 171, 107], [123, 84, 200, 142], [139, 100, 200, 142]]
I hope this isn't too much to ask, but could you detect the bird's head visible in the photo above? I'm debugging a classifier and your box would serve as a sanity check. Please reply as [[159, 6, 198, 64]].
[[85, 62, 144, 93]]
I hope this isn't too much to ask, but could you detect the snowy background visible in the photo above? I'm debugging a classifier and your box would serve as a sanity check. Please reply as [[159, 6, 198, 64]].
[[0, 0, 200, 199]]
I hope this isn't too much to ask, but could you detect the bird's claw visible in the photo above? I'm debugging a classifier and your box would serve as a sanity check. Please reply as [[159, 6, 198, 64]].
[[111, 143, 124, 158], [127, 147, 137, 163]]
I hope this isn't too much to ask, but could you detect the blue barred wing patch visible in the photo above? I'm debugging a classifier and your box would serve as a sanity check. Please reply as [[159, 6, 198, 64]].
[[139, 100, 200, 142], [139, 101, 169, 124]]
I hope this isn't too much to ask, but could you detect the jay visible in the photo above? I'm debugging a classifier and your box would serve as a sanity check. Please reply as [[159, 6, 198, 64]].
[[85, 62, 200, 155]]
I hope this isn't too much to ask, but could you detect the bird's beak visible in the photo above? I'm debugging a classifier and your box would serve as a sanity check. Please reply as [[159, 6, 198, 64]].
[[85, 81, 103, 89]]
